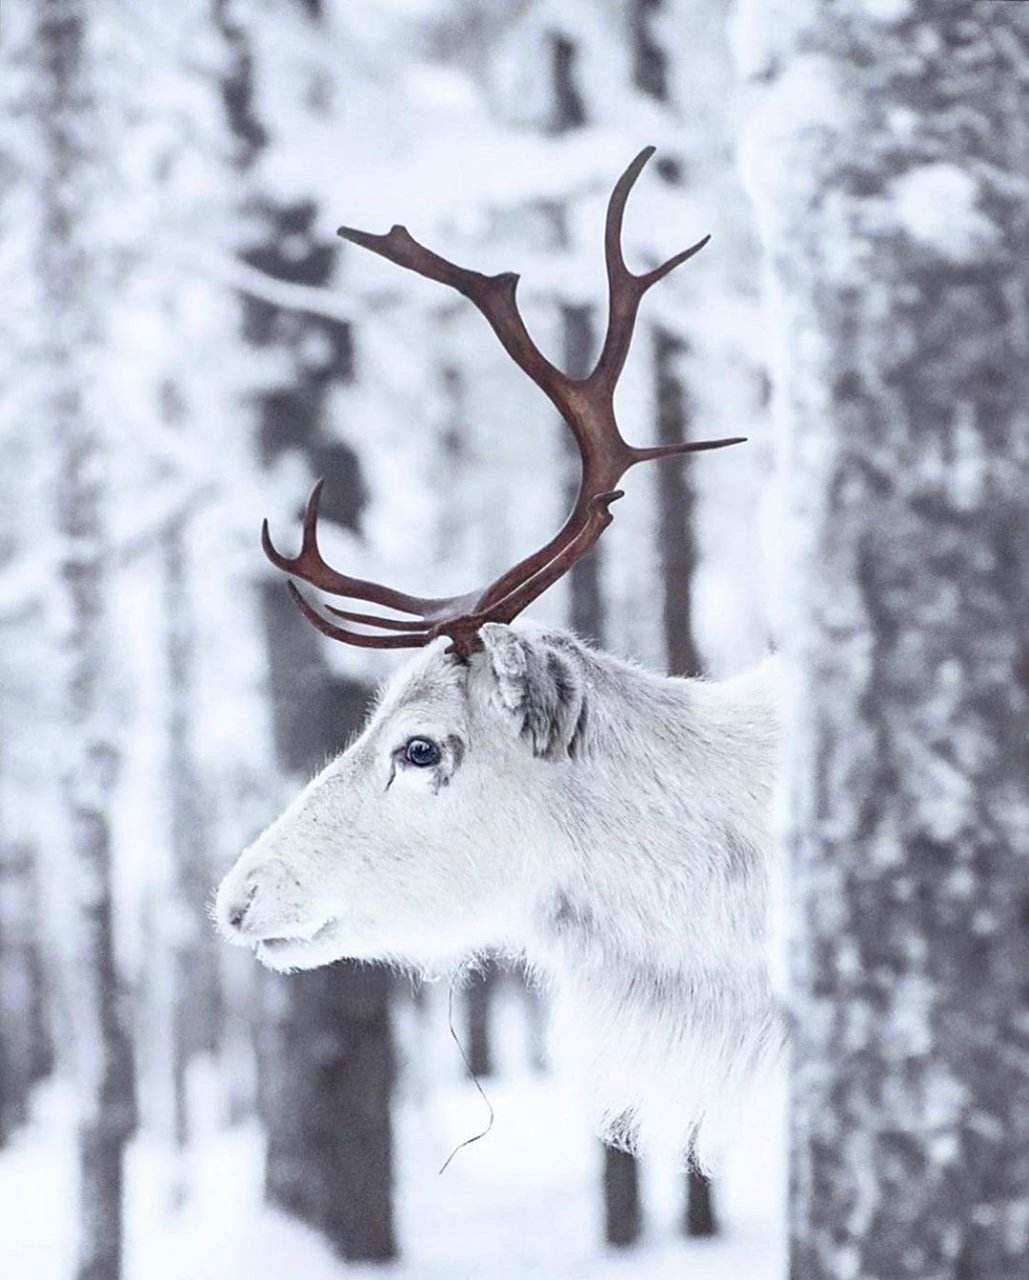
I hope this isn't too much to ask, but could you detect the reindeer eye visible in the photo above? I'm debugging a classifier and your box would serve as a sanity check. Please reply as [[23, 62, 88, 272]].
[[404, 736, 441, 768]]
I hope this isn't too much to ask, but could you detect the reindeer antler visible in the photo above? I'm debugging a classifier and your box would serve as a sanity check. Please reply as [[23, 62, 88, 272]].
[[263, 146, 745, 656]]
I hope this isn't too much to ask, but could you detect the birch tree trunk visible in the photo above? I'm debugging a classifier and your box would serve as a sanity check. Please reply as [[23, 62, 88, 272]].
[[737, 2, 1029, 1275], [33, 2, 136, 1277]]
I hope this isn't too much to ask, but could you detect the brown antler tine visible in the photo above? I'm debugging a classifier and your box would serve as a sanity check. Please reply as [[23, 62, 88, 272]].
[[589, 147, 651, 393], [603, 146, 654, 275], [631, 436, 748, 465], [323, 604, 429, 632], [261, 516, 297, 575], [302, 475, 325, 544], [287, 583, 431, 649], [263, 480, 469, 618], [260, 476, 324, 575], [261, 480, 330, 578], [639, 233, 711, 290], [592, 147, 711, 395]]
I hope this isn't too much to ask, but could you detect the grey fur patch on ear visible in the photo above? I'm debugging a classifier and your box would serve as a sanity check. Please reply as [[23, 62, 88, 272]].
[[479, 623, 586, 761]]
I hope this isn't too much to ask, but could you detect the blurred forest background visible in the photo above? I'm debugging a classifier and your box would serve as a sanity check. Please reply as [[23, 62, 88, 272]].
[[1, 2, 777, 1278], [9, 0, 1026, 1278]]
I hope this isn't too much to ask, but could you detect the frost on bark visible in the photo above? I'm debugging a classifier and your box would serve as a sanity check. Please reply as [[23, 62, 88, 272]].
[[737, 2, 1029, 1276], [33, 2, 136, 1277]]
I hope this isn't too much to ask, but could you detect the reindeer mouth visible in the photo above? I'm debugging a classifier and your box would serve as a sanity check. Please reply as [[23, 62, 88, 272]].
[[255, 918, 340, 967]]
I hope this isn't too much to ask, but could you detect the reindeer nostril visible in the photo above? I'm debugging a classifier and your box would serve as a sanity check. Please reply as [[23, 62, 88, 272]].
[[227, 882, 258, 931]]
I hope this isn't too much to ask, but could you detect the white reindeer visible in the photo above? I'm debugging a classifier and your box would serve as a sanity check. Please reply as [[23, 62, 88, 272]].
[[216, 149, 782, 1162]]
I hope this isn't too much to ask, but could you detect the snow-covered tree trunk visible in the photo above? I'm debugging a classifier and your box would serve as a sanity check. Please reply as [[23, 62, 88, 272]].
[[160, 507, 221, 1173], [246, 207, 396, 1260], [0, 0, 59, 1155], [0, 833, 52, 1144], [33, 2, 136, 1276], [736, 2, 1029, 1275]]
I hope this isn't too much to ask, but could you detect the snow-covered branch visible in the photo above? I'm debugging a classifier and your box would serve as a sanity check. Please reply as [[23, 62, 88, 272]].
[[155, 235, 355, 328]]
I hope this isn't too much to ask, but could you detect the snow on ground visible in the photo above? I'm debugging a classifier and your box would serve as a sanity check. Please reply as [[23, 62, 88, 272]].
[[0, 1057, 785, 1280]]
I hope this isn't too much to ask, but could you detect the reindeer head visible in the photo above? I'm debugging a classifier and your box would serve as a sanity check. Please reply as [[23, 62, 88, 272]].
[[216, 148, 743, 972], [216, 623, 590, 971]]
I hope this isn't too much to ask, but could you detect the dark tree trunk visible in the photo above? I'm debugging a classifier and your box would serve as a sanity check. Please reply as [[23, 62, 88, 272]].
[[35, 4, 137, 1276], [0, 837, 53, 1144], [683, 1162, 718, 1238], [464, 961, 499, 1079], [263, 958, 395, 1262], [633, 0, 722, 1235], [654, 327, 703, 679], [560, 299, 645, 1249], [631, 0, 668, 102], [547, 31, 587, 133], [253, 346, 396, 1258], [603, 1145, 643, 1248], [561, 303, 605, 644], [213, 0, 395, 1261], [0, 836, 28, 1147], [652, 325, 718, 1229], [738, 2, 1029, 1276], [258, 588, 395, 1263]]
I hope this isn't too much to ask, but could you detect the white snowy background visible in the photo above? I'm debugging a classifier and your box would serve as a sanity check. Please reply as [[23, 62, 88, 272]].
[[0, 1, 789, 1276]]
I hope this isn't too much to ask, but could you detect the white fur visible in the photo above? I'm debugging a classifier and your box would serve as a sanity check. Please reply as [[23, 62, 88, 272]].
[[215, 622, 783, 1165]]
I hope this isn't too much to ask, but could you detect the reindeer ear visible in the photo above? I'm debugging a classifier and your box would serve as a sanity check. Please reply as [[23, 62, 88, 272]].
[[477, 624, 586, 761]]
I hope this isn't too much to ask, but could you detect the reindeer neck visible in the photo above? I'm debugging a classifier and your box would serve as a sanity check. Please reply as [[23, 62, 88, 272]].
[[532, 649, 779, 972]]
